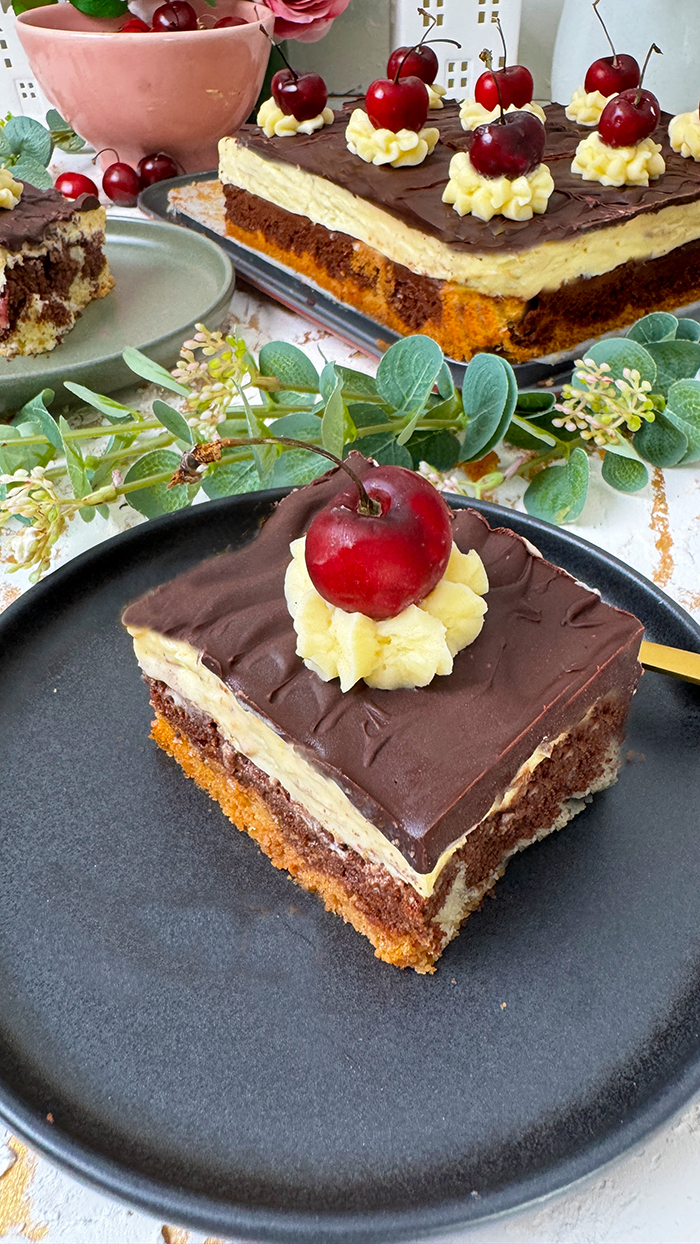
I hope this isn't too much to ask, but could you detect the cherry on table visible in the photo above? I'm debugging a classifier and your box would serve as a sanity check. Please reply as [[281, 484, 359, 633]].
[[151, 1, 197, 31], [598, 87, 660, 147], [470, 110, 546, 179], [102, 162, 142, 206], [365, 75, 429, 133], [271, 68, 328, 123], [213, 14, 247, 26], [55, 172, 99, 200], [120, 14, 150, 30], [584, 53, 639, 97], [137, 152, 179, 186], [474, 65, 534, 111], [304, 466, 453, 621], [386, 44, 439, 86]]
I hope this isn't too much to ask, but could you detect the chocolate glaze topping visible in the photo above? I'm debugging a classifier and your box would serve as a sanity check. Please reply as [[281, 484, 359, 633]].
[[230, 102, 700, 254], [123, 456, 643, 872], [0, 181, 100, 251]]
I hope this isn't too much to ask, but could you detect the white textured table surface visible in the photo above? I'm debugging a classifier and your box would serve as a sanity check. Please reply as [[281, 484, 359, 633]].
[[1, 279, 700, 1244]]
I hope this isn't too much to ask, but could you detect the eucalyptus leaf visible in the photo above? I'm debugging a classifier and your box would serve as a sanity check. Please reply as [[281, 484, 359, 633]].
[[584, 338, 657, 386], [268, 412, 323, 442], [321, 378, 345, 459], [347, 402, 388, 430], [9, 155, 52, 189], [64, 381, 137, 423], [598, 433, 643, 461], [0, 423, 52, 473], [601, 452, 649, 492], [258, 341, 319, 397], [45, 110, 85, 153], [514, 391, 557, 416], [644, 340, 700, 396], [675, 318, 700, 342], [436, 360, 456, 401], [524, 448, 589, 525], [336, 366, 379, 402], [633, 410, 688, 466], [460, 353, 511, 461], [17, 389, 61, 452], [122, 346, 189, 396], [3, 115, 52, 165], [665, 379, 700, 463], [319, 361, 338, 402], [271, 449, 330, 487], [476, 358, 518, 458], [58, 415, 90, 500], [124, 449, 193, 518], [627, 312, 678, 344], [0, 132, 10, 159], [355, 432, 412, 468], [376, 335, 443, 418], [201, 458, 260, 499], [152, 399, 194, 446], [406, 429, 461, 472]]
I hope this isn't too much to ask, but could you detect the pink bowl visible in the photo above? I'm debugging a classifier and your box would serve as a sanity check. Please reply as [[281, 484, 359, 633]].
[[16, 0, 274, 173]]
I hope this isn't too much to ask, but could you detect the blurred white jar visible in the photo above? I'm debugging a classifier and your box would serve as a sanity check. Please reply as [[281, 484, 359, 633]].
[[551, 0, 700, 116]]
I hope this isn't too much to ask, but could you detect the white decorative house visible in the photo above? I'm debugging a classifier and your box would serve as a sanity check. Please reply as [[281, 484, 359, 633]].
[[391, 0, 523, 100], [0, 3, 52, 123]]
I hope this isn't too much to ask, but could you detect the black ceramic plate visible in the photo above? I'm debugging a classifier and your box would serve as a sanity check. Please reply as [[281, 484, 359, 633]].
[[1, 494, 700, 1244]]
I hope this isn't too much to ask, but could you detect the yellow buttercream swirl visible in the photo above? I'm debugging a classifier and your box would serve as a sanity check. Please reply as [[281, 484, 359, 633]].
[[458, 99, 546, 132], [426, 81, 447, 110], [571, 130, 665, 186], [345, 107, 439, 168], [285, 538, 488, 692], [668, 109, 700, 161], [442, 151, 554, 222], [0, 167, 23, 211], [565, 86, 614, 127], [257, 96, 334, 138]]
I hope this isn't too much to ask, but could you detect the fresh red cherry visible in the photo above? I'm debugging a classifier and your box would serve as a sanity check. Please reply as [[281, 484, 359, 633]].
[[271, 68, 328, 123], [305, 466, 453, 622], [151, 1, 197, 31], [474, 64, 534, 111], [584, 53, 639, 97], [213, 14, 246, 25], [55, 172, 99, 200], [137, 152, 179, 186], [598, 87, 660, 147], [120, 14, 150, 30], [365, 76, 428, 133], [102, 162, 142, 206], [386, 44, 439, 86], [470, 109, 546, 179]]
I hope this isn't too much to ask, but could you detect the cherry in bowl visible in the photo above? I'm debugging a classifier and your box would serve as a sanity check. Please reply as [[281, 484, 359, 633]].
[[151, 1, 197, 31]]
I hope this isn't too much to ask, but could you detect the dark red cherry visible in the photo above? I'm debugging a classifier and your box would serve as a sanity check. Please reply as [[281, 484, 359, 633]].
[[137, 152, 179, 186], [102, 162, 142, 206], [386, 44, 439, 86], [271, 68, 328, 122], [584, 53, 640, 97], [55, 171, 99, 199], [470, 110, 546, 179], [120, 14, 150, 30], [365, 75, 428, 133], [304, 466, 453, 621], [213, 14, 247, 25], [151, 1, 197, 31], [597, 87, 660, 147], [474, 64, 534, 111]]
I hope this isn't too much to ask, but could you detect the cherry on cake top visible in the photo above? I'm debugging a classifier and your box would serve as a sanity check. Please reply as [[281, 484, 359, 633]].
[[470, 109, 546, 179], [365, 75, 429, 133], [583, 0, 640, 96], [474, 17, 534, 110], [271, 68, 328, 122], [597, 43, 662, 146]]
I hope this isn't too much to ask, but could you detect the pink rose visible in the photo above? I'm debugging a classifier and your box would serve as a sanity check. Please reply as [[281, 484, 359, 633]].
[[265, 0, 351, 43]]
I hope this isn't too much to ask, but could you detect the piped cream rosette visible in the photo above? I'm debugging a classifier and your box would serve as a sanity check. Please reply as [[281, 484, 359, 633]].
[[565, 86, 614, 127], [426, 81, 447, 110], [669, 109, 700, 161], [257, 96, 334, 138], [345, 107, 439, 168], [571, 130, 665, 186], [443, 150, 554, 222], [285, 537, 488, 692], [459, 99, 546, 132], [0, 167, 23, 211]]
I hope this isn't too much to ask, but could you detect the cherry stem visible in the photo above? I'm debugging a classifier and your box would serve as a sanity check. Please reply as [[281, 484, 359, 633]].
[[479, 48, 493, 72], [636, 41, 662, 101], [93, 147, 120, 165], [258, 23, 297, 79], [170, 436, 383, 517], [491, 14, 508, 67], [592, 0, 618, 66], [416, 7, 436, 47], [423, 38, 462, 48]]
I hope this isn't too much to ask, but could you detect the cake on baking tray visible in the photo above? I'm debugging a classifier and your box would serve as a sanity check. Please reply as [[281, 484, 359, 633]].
[[123, 454, 644, 973], [216, 100, 700, 364], [0, 175, 113, 359]]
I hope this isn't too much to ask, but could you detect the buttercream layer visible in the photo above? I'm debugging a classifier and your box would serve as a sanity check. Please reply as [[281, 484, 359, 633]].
[[219, 102, 700, 300], [123, 457, 644, 874]]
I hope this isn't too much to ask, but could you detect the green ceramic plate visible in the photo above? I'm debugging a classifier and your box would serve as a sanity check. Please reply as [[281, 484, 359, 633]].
[[0, 216, 234, 416]]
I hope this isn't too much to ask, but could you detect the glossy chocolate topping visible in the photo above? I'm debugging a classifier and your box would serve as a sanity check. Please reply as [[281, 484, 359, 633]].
[[123, 457, 643, 872], [0, 181, 100, 251], [231, 102, 700, 254]]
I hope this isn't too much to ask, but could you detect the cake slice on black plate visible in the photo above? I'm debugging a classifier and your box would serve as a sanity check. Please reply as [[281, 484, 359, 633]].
[[123, 454, 644, 973]]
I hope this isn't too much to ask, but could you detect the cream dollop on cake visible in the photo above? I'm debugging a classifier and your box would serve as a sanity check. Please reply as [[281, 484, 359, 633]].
[[443, 151, 554, 221], [284, 537, 488, 691], [345, 108, 439, 168], [459, 99, 546, 132], [571, 130, 665, 186], [565, 86, 614, 127], [426, 82, 447, 110], [0, 167, 22, 210], [669, 109, 700, 161], [257, 96, 334, 138]]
